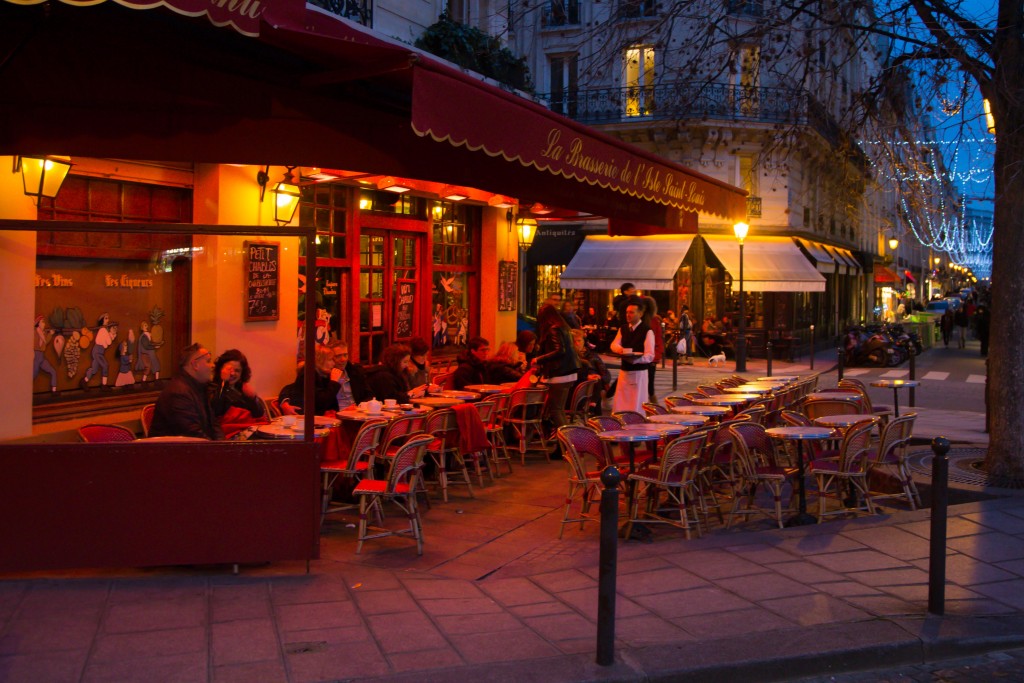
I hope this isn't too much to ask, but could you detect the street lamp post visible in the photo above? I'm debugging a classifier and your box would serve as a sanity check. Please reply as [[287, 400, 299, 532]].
[[734, 222, 749, 373]]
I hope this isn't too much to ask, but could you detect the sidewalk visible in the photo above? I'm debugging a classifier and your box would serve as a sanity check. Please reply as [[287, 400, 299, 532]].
[[2, 366, 1014, 683]]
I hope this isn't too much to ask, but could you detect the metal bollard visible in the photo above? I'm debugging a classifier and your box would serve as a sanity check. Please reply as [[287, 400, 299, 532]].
[[672, 354, 678, 392], [837, 347, 844, 382], [766, 341, 773, 377], [909, 351, 916, 407], [596, 466, 621, 666], [809, 325, 815, 369], [928, 437, 951, 615]]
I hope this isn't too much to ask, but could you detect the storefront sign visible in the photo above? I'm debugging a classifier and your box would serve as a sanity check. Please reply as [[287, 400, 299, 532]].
[[498, 261, 517, 312], [244, 241, 279, 321], [395, 279, 416, 339]]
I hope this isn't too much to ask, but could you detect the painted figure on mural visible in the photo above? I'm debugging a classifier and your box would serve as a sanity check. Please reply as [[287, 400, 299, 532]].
[[80, 313, 115, 390], [135, 320, 162, 382], [115, 330, 137, 386], [33, 316, 58, 392], [315, 307, 332, 346], [432, 303, 445, 348]]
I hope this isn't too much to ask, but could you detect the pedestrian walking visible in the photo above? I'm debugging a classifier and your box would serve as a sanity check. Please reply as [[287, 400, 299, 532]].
[[954, 305, 969, 348], [940, 308, 954, 347], [678, 305, 694, 364]]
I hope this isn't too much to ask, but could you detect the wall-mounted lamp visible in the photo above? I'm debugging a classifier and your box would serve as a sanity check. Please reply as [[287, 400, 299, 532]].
[[257, 165, 300, 225], [888, 235, 900, 251], [14, 155, 72, 202], [377, 176, 411, 193], [934, 256, 941, 265], [528, 202, 552, 215], [517, 217, 537, 249], [440, 186, 468, 201], [488, 194, 514, 208]]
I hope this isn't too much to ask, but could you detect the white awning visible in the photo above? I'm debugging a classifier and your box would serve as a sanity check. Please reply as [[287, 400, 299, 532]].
[[559, 235, 695, 290], [834, 247, 862, 274], [821, 245, 849, 276], [795, 238, 840, 274], [703, 235, 826, 292]]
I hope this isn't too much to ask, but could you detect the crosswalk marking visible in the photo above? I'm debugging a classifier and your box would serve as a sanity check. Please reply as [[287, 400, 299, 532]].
[[842, 368, 870, 376], [922, 371, 949, 381], [967, 374, 987, 384], [880, 369, 909, 378]]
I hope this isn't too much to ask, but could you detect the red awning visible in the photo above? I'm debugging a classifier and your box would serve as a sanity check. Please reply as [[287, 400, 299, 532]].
[[874, 264, 900, 284], [0, 0, 747, 226]]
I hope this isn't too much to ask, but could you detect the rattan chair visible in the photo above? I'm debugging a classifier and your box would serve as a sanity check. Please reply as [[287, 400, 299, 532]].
[[79, 423, 136, 442], [628, 431, 706, 539], [320, 418, 388, 528], [809, 417, 880, 521]]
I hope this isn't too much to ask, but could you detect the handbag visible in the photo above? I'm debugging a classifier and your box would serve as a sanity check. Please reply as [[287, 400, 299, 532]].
[[676, 336, 688, 355]]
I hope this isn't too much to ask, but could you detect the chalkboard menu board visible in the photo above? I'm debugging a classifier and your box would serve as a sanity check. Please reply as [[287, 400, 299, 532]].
[[498, 260, 517, 311], [395, 279, 416, 339], [244, 240, 280, 321]]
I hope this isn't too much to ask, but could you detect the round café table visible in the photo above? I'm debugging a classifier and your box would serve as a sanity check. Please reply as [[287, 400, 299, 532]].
[[765, 426, 833, 526], [805, 391, 861, 402], [411, 396, 463, 408], [597, 429, 663, 538], [869, 379, 919, 417], [669, 404, 732, 418], [812, 414, 877, 433], [620, 423, 688, 438], [646, 413, 709, 427], [256, 423, 332, 440], [462, 384, 507, 395], [725, 385, 772, 395], [692, 396, 751, 407], [433, 390, 482, 402], [759, 375, 798, 382]]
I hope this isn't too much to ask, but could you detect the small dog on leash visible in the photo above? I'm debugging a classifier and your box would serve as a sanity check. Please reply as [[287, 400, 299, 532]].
[[708, 353, 726, 367]]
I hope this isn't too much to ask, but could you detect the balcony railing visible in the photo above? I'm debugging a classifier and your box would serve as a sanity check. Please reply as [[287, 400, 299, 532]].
[[541, 82, 808, 126], [746, 196, 762, 218], [617, 0, 658, 20], [726, 0, 764, 18], [542, 0, 581, 27], [310, 0, 372, 26]]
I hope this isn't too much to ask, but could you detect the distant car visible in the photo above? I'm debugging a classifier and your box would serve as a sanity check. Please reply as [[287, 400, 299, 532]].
[[926, 298, 962, 314]]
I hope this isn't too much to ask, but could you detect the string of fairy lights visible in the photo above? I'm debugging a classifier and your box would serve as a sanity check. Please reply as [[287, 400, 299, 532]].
[[860, 136, 994, 278]]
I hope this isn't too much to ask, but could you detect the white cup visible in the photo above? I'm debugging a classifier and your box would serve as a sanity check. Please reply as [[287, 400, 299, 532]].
[[281, 415, 297, 428], [384, 399, 397, 408]]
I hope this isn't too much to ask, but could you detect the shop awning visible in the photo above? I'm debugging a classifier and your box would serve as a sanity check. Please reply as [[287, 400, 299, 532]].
[[874, 264, 901, 284], [795, 238, 839, 274], [527, 225, 586, 266], [0, 0, 748, 227], [834, 247, 862, 275], [559, 235, 695, 290], [702, 236, 826, 292]]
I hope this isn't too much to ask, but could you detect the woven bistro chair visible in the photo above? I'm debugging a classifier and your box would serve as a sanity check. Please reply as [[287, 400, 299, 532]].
[[424, 408, 474, 502], [554, 425, 608, 538], [866, 412, 920, 509], [504, 386, 551, 465], [481, 392, 514, 476], [627, 431, 706, 539], [139, 404, 156, 437], [78, 424, 136, 442], [567, 378, 600, 425], [809, 417, 880, 521], [726, 422, 797, 529], [320, 418, 388, 528]]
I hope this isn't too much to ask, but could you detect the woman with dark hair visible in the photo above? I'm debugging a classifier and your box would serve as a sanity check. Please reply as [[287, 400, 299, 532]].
[[364, 343, 414, 404], [515, 329, 538, 362], [210, 348, 267, 437], [532, 304, 579, 430]]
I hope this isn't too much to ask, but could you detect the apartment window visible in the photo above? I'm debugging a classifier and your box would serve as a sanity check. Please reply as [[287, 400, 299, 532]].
[[543, 0, 580, 26], [624, 45, 656, 117], [617, 0, 656, 19], [549, 54, 579, 117]]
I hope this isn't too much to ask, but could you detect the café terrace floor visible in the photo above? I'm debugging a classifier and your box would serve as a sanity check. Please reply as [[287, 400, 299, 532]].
[[2, 362, 1023, 683]]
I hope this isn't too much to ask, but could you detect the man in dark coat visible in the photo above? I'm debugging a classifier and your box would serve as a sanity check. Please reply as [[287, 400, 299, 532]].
[[452, 337, 490, 389], [149, 342, 224, 440]]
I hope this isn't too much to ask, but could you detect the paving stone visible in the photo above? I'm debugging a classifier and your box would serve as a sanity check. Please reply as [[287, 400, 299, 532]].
[[211, 619, 280, 666], [366, 611, 448, 653], [847, 566, 931, 587], [963, 510, 1024, 535], [103, 596, 206, 634], [386, 646, 464, 673], [269, 575, 351, 605], [0, 614, 99, 655], [807, 549, 911, 573], [898, 516, 989, 540], [948, 532, 1024, 563], [352, 587, 419, 615], [89, 627, 206, 663], [774, 532, 871, 556], [766, 560, 849, 584], [970, 578, 1024, 610], [451, 628, 560, 664], [614, 613, 692, 646], [401, 578, 487, 600], [0, 649, 87, 683], [842, 526, 933, 560], [812, 581, 885, 597], [275, 600, 359, 633], [633, 586, 754, 619], [478, 577, 555, 607], [211, 659, 289, 683], [840, 593, 921, 616], [280, 624, 373, 645], [761, 593, 872, 625], [434, 611, 523, 635], [672, 606, 797, 639], [418, 597, 504, 616], [284, 639, 390, 682], [662, 548, 768, 579], [210, 583, 272, 623], [106, 580, 205, 605], [529, 569, 595, 593], [523, 611, 596, 640], [723, 542, 801, 564], [16, 582, 108, 617], [82, 651, 207, 683], [613, 566, 710, 597], [507, 601, 575, 618], [715, 572, 818, 602], [556, 586, 649, 620]]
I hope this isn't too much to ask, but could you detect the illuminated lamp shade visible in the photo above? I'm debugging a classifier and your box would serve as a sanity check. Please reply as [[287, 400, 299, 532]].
[[888, 236, 899, 251], [15, 155, 72, 201], [517, 217, 537, 248], [440, 185, 468, 201], [377, 176, 411, 193], [272, 167, 301, 225], [529, 202, 552, 215], [487, 194, 514, 208], [733, 221, 749, 242]]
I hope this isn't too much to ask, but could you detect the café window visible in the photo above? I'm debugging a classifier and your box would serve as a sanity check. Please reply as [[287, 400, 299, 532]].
[[358, 189, 427, 218], [37, 176, 192, 223], [299, 183, 352, 346], [431, 202, 479, 351], [432, 201, 473, 266], [299, 183, 347, 260]]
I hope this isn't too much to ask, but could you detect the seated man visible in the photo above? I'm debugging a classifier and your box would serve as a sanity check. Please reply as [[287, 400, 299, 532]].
[[149, 342, 223, 440], [452, 336, 490, 389]]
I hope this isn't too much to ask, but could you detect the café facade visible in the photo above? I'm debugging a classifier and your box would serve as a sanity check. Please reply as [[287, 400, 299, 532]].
[[0, 0, 746, 571]]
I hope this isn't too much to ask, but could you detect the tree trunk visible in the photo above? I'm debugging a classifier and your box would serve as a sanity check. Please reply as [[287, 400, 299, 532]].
[[983, 34, 1024, 480]]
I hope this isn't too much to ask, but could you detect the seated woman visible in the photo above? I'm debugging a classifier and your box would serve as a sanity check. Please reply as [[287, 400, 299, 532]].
[[485, 341, 526, 384], [570, 328, 611, 415], [364, 343, 420, 404], [403, 336, 432, 390], [209, 349, 268, 438], [278, 344, 341, 415]]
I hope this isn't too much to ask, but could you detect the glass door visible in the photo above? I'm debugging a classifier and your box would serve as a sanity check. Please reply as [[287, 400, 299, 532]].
[[358, 230, 419, 363]]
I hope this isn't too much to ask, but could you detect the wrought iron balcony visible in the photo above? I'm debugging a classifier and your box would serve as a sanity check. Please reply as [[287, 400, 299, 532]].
[[542, 0, 581, 27], [726, 0, 764, 18], [541, 82, 808, 126], [746, 196, 762, 218], [310, 0, 372, 26]]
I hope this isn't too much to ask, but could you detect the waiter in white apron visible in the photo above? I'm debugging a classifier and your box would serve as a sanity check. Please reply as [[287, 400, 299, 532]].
[[610, 299, 654, 413]]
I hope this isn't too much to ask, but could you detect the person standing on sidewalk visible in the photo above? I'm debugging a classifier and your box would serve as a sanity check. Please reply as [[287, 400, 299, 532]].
[[610, 299, 654, 413], [533, 304, 579, 431], [678, 305, 695, 365], [642, 296, 664, 403], [954, 305, 969, 348]]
